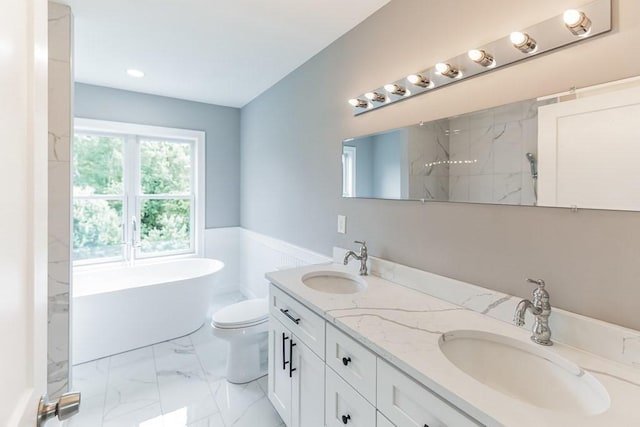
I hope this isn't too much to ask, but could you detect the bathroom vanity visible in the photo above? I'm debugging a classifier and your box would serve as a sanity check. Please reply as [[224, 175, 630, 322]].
[[266, 251, 640, 426]]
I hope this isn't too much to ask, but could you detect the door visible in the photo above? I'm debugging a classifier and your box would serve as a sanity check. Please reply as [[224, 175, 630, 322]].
[[538, 84, 640, 210], [291, 335, 324, 427], [268, 317, 292, 426], [0, 0, 49, 425]]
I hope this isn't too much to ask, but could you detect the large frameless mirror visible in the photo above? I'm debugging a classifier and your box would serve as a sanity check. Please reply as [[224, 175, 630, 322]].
[[342, 77, 640, 211]]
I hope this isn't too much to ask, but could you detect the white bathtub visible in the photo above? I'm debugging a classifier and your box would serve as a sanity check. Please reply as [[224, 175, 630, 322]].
[[72, 258, 224, 364]]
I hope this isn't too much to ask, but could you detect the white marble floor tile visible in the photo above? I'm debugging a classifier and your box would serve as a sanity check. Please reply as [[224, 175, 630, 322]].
[[192, 337, 228, 384], [65, 392, 105, 427], [213, 380, 268, 426], [157, 371, 219, 424], [256, 375, 268, 394], [103, 347, 160, 422], [69, 319, 282, 427], [187, 412, 225, 427], [224, 395, 283, 427], [72, 357, 110, 398], [102, 402, 163, 427]]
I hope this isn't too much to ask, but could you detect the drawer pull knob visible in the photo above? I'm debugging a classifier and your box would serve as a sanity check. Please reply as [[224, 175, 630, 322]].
[[342, 356, 352, 366], [280, 308, 301, 324], [341, 414, 351, 424]]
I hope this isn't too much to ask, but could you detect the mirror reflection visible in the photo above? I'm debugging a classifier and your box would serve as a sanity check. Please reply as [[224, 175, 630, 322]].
[[342, 78, 640, 211]]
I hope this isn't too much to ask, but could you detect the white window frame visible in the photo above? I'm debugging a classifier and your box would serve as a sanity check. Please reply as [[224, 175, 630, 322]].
[[342, 145, 357, 197], [73, 118, 205, 266]]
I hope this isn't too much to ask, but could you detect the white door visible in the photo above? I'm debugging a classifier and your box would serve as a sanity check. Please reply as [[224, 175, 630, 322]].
[[290, 336, 324, 427], [538, 85, 640, 210], [268, 317, 292, 426], [0, 0, 50, 425]]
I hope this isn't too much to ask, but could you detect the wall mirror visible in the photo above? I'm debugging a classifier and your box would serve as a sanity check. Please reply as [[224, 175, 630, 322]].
[[342, 77, 640, 211]]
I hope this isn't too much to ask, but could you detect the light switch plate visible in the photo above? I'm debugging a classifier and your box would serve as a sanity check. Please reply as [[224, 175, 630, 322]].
[[337, 215, 346, 234]]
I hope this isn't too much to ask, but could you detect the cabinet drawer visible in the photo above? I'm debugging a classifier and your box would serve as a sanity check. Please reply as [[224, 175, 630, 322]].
[[377, 359, 480, 427], [377, 411, 396, 427], [326, 367, 376, 427], [326, 323, 376, 404], [269, 284, 325, 359]]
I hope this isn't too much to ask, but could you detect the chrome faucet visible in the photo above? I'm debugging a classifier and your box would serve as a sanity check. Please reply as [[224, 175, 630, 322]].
[[343, 240, 368, 276], [514, 278, 552, 346]]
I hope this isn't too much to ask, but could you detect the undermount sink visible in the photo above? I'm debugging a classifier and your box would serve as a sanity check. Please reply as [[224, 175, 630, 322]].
[[439, 330, 610, 415], [301, 270, 367, 294]]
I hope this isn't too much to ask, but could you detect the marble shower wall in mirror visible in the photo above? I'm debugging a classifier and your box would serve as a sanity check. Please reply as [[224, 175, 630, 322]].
[[343, 98, 556, 205]]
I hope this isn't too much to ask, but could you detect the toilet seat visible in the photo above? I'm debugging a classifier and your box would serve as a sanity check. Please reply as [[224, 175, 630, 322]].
[[212, 299, 268, 329]]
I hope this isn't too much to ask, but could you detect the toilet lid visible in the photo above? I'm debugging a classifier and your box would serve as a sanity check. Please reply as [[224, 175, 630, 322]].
[[212, 299, 269, 328]]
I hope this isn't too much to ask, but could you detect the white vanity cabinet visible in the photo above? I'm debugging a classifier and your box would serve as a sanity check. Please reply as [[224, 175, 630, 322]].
[[268, 284, 481, 427], [267, 286, 325, 427]]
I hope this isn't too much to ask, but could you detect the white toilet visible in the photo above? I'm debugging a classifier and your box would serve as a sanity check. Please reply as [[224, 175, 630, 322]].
[[211, 298, 269, 384]]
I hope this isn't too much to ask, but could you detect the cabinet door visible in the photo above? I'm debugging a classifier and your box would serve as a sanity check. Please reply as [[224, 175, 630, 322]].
[[268, 317, 292, 426], [377, 411, 396, 427], [291, 336, 325, 427], [377, 359, 480, 427], [326, 367, 376, 427]]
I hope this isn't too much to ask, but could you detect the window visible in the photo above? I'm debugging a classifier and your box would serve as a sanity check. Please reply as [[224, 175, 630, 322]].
[[342, 146, 357, 197], [73, 119, 205, 265]]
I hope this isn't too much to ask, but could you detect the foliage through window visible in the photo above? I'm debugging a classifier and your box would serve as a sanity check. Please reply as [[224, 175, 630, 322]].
[[73, 129, 198, 264]]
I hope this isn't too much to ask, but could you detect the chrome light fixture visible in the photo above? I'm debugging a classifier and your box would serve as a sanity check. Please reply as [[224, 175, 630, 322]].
[[348, 0, 611, 116], [384, 84, 407, 96], [364, 92, 386, 103], [563, 9, 592, 35], [407, 74, 431, 88], [435, 62, 460, 78], [468, 49, 495, 67], [348, 98, 368, 108], [510, 31, 537, 53]]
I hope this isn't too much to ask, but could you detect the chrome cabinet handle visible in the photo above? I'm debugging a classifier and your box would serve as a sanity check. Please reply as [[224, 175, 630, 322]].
[[282, 333, 289, 371], [37, 392, 81, 427], [341, 414, 351, 424], [289, 339, 297, 378], [280, 308, 300, 324], [342, 356, 351, 366]]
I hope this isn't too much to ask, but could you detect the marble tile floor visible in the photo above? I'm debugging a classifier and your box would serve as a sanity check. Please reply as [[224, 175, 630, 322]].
[[65, 292, 283, 427]]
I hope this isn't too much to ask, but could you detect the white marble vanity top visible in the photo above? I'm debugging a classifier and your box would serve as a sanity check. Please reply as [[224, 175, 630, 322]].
[[266, 263, 640, 426]]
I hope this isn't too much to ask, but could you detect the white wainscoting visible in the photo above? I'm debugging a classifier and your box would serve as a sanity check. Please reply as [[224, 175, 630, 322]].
[[205, 227, 331, 304]]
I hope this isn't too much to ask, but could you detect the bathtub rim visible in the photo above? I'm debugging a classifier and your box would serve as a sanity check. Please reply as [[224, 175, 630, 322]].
[[73, 257, 224, 297]]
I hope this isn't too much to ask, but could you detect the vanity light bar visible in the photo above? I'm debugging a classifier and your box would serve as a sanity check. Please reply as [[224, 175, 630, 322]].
[[349, 0, 611, 116]]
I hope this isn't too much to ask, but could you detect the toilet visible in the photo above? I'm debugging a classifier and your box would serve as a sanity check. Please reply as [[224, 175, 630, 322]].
[[211, 298, 269, 384]]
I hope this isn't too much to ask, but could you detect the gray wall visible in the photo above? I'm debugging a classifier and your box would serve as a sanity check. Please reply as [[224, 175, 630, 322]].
[[241, 0, 640, 330], [75, 83, 241, 228]]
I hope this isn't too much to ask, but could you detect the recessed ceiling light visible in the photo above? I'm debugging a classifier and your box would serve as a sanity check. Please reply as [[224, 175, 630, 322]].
[[126, 69, 145, 78]]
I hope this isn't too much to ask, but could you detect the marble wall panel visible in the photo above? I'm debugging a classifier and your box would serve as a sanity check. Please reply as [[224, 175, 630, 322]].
[[48, 1, 73, 398]]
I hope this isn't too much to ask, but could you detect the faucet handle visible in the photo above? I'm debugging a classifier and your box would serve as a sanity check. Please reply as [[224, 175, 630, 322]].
[[526, 278, 545, 289], [354, 240, 366, 246]]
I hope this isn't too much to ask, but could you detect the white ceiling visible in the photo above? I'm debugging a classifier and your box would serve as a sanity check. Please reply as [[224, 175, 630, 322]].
[[64, 0, 390, 108]]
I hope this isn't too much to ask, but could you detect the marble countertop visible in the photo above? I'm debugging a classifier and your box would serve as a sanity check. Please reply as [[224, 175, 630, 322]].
[[266, 263, 640, 427]]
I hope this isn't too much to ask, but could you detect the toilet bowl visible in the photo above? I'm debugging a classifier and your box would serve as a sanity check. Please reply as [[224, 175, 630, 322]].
[[211, 298, 269, 384]]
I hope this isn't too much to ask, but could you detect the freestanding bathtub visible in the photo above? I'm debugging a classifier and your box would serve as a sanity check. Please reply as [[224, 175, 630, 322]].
[[72, 258, 224, 364]]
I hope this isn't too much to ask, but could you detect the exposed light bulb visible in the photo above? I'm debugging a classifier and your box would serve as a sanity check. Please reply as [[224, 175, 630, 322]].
[[435, 63, 459, 78], [384, 84, 407, 96], [126, 69, 145, 78], [348, 98, 367, 108], [364, 92, 386, 102], [468, 49, 494, 67], [563, 9, 591, 35], [510, 32, 536, 53], [407, 74, 430, 88]]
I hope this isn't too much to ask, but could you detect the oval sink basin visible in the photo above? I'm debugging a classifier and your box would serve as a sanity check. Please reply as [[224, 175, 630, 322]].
[[439, 330, 610, 415], [301, 270, 366, 294]]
